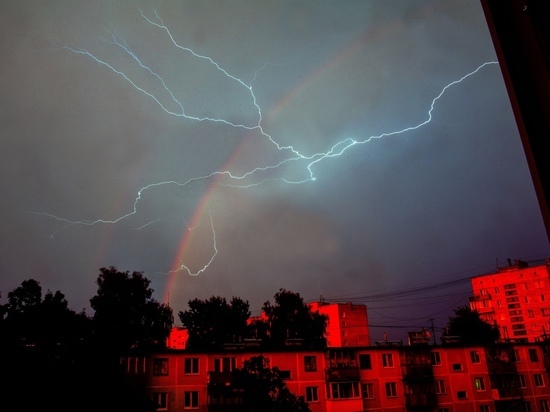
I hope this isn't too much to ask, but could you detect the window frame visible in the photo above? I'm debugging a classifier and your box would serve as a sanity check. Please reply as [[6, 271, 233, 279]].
[[305, 386, 319, 403], [184, 357, 199, 375], [152, 392, 168, 411], [382, 353, 394, 368], [153, 358, 169, 376], [184, 391, 199, 409], [304, 355, 317, 372], [385, 382, 398, 398]]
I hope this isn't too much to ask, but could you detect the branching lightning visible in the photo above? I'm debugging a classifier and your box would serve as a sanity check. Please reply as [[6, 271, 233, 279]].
[[37, 8, 499, 275]]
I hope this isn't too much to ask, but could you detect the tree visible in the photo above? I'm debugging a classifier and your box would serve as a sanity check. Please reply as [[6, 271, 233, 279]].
[[259, 289, 327, 349], [90, 266, 173, 352], [443, 305, 500, 345], [233, 355, 310, 412], [179, 295, 251, 350]]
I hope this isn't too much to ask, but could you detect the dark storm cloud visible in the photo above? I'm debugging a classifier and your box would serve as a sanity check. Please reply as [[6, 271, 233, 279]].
[[1, 0, 548, 341]]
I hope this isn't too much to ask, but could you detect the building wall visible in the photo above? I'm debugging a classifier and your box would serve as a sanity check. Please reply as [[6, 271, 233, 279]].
[[470, 260, 550, 342], [124, 342, 550, 412]]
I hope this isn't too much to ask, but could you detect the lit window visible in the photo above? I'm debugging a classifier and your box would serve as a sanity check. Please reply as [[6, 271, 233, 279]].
[[184, 358, 199, 374], [475, 377, 486, 391], [306, 386, 318, 402], [385, 382, 397, 398], [361, 383, 374, 399], [382, 353, 394, 368], [184, 391, 199, 409], [304, 356, 317, 372], [153, 358, 169, 376], [152, 393, 168, 410]]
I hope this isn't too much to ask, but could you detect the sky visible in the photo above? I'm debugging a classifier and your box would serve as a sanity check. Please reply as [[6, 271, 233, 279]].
[[1, 0, 549, 342]]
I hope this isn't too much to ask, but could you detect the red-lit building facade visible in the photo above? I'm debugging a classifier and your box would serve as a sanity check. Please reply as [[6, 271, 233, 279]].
[[309, 301, 371, 347], [123, 341, 550, 412], [470, 260, 550, 342]]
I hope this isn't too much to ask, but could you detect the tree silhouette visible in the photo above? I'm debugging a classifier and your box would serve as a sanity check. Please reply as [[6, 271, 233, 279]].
[[259, 288, 327, 349], [90, 266, 173, 352], [179, 295, 251, 350], [233, 355, 311, 412], [443, 305, 500, 345]]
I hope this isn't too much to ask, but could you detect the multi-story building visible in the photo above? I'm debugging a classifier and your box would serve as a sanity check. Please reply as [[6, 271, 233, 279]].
[[469, 259, 550, 342], [122, 340, 550, 412], [308, 301, 370, 347]]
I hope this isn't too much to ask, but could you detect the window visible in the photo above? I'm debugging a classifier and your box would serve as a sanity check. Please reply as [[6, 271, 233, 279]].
[[126, 356, 145, 374], [435, 379, 446, 394], [475, 377, 486, 391], [184, 357, 199, 374], [306, 386, 318, 402], [529, 348, 539, 362], [480, 405, 490, 412], [494, 286, 500, 294], [214, 357, 236, 372], [359, 354, 372, 370], [543, 294, 546, 302], [152, 393, 168, 410], [528, 309, 535, 318], [153, 358, 169, 376], [361, 383, 374, 399], [470, 350, 481, 364], [431, 352, 441, 366], [525, 401, 532, 412], [541, 400, 550, 412], [512, 349, 521, 362], [535, 374, 544, 387], [543, 309, 550, 316], [385, 382, 397, 398], [457, 391, 467, 400], [304, 356, 317, 372], [279, 370, 291, 379], [519, 375, 527, 388], [452, 363, 463, 372], [184, 391, 199, 409], [382, 353, 394, 368], [330, 382, 360, 399]]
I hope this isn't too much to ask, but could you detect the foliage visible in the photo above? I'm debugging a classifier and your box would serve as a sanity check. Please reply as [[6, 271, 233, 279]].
[[443, 305, 500, 345], [90, 266, 173, 352], [233, 355, 311, 412], [259, 288, 328, 349], [179, 295, 251, 350]]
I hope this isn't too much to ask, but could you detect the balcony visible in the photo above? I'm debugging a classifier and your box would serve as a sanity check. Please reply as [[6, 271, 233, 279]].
[[405, 393, 437, 410], [208, 371, 236, 387], [325, 367, 360, 382], [401, 365, 433, 380]]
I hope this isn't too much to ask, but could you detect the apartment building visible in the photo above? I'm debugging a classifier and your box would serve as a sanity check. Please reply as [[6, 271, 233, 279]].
[[122, 341, 550, 412], [470, 260, 550, 342]]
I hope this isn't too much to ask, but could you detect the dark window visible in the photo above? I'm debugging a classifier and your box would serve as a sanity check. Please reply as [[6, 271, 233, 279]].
[[359, 354, 372, 370], [153, 358, 169, 376], [306, 386, 318, 402], [304, 356, 317, 372], [184, 358, 199, 374]]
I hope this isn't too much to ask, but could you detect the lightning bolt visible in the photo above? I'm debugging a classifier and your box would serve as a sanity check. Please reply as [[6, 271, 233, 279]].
[[36, 8, 499, 275]]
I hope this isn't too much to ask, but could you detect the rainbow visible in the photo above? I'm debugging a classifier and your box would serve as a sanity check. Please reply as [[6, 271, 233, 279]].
[[160, 6, 433, 304]]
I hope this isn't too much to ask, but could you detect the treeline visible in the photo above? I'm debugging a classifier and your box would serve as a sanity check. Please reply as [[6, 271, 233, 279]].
[[0, 266, 326, 412]]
